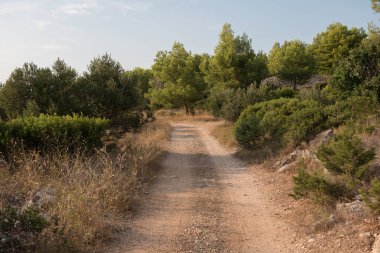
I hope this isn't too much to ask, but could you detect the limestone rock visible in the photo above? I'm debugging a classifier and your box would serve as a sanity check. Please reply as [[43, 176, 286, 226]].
[[309, 129, 333, 152], [336, 200, 370, 219]]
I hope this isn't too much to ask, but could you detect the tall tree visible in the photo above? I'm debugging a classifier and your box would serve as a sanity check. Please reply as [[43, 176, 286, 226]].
[[206, 23, 268, 90], [124, 68, 153, 109], [71, 54, 138, 118], [0, 65, 33, 118], [147, 42, 206, 114], [372, 0, 380, 13], [51, 59, 77, 115], [309, 23, 366, 74], [268, 40, 315, 88]]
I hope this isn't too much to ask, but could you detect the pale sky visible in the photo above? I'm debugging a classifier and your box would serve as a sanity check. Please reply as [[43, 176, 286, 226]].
[[0, 0, 378, 82]]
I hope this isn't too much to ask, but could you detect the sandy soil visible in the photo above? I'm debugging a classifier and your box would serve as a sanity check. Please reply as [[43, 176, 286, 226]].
[[110, 121, 297, 253]]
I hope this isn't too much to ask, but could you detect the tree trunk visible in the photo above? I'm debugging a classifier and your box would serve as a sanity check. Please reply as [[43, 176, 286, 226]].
[[184, 104, 189, 115], [293, 77, 297, 90]]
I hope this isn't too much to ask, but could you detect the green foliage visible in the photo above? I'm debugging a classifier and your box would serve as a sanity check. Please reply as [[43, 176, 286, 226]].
[[72, 54, 139, 119], [0, 206, 48, 251], [310, 23, 367, 74], [268, 40, 315, 87], [111, 111, 144, 131], [1, 206, 48, 233], [207, 84, 296, 121], [124, 68, 153, 109], [234, 113, 262, 149], [0, 114, 109, 152], [292, 163, 344, 204], [147, 42, 206, 114], [317, 132, 376, 194], [372, 0, 380, 13], [331, 42, 380, 99], [205, 23, 268, 90], [362, 179, 380, 213], [326, 95, 377, 126], [0, 56, 142, 130], [234, 98, 328, 149]]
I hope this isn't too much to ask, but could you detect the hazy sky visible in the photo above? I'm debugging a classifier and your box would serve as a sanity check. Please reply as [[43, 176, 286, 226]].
[[0, 0, 378, 82]]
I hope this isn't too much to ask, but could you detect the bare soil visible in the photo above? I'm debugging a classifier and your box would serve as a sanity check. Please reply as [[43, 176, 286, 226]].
[[110, 120, 379, 253]]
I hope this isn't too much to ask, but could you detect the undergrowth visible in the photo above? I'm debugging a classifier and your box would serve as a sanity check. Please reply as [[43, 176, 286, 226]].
[[0, 120, 170, 252]]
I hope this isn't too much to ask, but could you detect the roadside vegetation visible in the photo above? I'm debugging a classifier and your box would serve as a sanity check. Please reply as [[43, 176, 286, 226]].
[[0, 0, 380, 252]]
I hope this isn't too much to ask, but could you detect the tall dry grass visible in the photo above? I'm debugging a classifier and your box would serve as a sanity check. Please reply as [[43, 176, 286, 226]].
[[0, 120, 170, 252]]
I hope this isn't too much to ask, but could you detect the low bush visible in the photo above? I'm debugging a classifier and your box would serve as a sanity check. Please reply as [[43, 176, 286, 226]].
[[362, 179, 380, 214], [0, 206, 48, 252], [234, 98, 329, 149], [207, 84, 297, 121], [291, 163, 344, 204], [111, 110, 144, 131], [317, 132, 376, 196], [0, 114, 109, 153]]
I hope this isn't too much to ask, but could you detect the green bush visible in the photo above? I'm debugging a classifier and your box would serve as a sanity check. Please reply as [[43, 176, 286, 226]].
[[326, 95, 377, 127], [291, 163, 344, 204], [111, 111, 144, 131], [234, 114, 262, 148], [0, 114, 109, 152], [0, 206, 48, 252], [317, 132, 376, 196], [207, 84, 297, 121], [234, 98, 328, 149], [362, 179, 380, 213]]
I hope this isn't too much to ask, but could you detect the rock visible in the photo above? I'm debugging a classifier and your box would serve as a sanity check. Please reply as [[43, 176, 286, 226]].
[[336, 200, 370, 219], [359, 232, 371, 239], [280, 150, 301, 167], [23, 187, 56, 210], [273, 160, 282, 169], [302, 75, 329, 88], [373, 234, 380, 253], [278, 163, 294, 173], [309, 129, 333, 152], [261, 76, 293, 88], [301, 149, 314, 159]]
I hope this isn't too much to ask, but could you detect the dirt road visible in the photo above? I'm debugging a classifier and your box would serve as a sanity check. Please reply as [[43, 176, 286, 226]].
[[111, 122, 294, 253]]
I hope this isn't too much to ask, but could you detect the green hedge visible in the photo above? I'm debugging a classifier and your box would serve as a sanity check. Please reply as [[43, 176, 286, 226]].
[[0, 114, 109, 152], [234, 98, 329, 149]]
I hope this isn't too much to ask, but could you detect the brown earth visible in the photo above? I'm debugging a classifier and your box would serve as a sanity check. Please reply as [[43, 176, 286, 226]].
[[110, 121, 378, 253]]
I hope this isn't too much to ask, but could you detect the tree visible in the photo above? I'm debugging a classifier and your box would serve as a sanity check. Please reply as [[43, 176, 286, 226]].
[[268, 40, 315, 88], [51, 59, 77, 115], [0, 63, 38, 118], [70, 54, 138, 118], [147, 42, 206, 114], [309, 23, 366, 74], [124, 68, 153, 109], [372, 0, 380, 13], [205, 23, 268, 90]]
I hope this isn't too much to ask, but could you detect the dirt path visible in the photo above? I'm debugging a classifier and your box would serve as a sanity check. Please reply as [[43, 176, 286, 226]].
[[111, 121, 294, 253]]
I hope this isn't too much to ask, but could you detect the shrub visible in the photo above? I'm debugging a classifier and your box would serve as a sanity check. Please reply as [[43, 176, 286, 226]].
[[0, 114, 109, 153], [0, 206, 48, 252], [291, 163, 344, 204], [234, 114, 262, 148], [362, 179, 380, 213], [111, 110, 144, 131], [234, 98, 329, 149], [207, 84, 297, 121], [326, 95, 377, 127], [317, 132, 376, 196]]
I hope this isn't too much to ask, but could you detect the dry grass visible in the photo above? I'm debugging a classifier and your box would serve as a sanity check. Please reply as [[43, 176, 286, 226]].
[[155, 109, 217, 122], [0, 119, 170, 252], [210, 122, 238, 149]]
